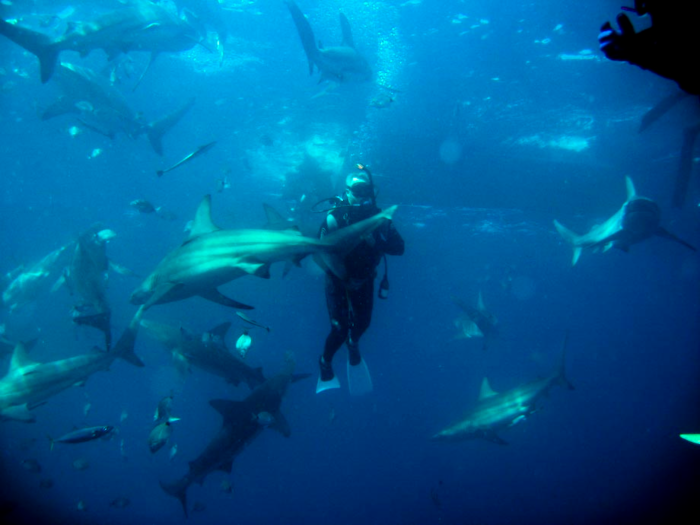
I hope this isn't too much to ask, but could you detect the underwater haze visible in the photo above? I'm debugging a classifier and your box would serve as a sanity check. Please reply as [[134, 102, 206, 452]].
[[1, 0, 699, 524]]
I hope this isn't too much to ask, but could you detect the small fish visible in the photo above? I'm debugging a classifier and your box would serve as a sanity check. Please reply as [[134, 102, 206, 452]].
[[329, 407, 336, 423], [110, 497, 130, 509], [88, 148, 102, 159], [255, 411, 274, 426], [154, 394, 174, 422], [120, 409, 128, 423], [21, 459, 41, 473], [76, 500, 87, 512], [72, 458, 90, 471], [83, 402, 91, 417], [49, 425, 114, 449], [236, 331, 252, 359], [215, 176, 230, 193], [39, 478, 54, 489], [220, 479, 233, 495], [148, 417, 179, 454], [192, 501, 206, 513], [156, 141, 217, 177], [235, 311, 271, 332], [169, 443, 178, 462], [130, 199, 157, 214]]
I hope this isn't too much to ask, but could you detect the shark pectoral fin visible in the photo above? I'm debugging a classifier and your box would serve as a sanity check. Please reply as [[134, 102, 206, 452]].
[[269, 411, 291, 437], [655, 227, 697, 252], [1, 404, 36, 423], [602, 242, 615, 253], [484, 430, 508, 445], [50, 272, 66, 293], [572, 247, 582, 266], [218, 460, 234, 473], [199, 288, 254, 310]]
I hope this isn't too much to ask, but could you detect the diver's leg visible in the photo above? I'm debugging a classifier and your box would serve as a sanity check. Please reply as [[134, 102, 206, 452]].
[[321, 275, 349, 380], [347, 280, 374, 366]]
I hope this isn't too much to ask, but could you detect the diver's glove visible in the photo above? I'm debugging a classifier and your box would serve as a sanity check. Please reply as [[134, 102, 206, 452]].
[[599, 13, 637, 61]]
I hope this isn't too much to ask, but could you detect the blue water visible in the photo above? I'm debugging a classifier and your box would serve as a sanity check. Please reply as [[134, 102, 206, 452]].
[[1, 1, 699, 524]]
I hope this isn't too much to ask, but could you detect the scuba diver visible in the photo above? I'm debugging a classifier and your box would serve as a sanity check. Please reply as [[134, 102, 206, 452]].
[[316, 166, 404, 395], [599, 1, 700, 207], [599, 1, 700, 95]]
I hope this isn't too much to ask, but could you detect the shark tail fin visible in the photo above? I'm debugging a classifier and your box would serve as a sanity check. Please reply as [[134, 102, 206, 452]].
[[285, 0, 319, 74], [146, 98, 195, 156], [160, 479, 188, 518], [553, 220, 583, 265], [556, 331, 574, 390], [0, 20, 59, 82], [73, 312, 112, 350], [112, 308, 144, 367]]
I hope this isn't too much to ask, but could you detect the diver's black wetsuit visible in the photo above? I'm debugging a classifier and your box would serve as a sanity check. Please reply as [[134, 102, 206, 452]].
[[600, 1, 700, 95], [319, 204, 404, 366]]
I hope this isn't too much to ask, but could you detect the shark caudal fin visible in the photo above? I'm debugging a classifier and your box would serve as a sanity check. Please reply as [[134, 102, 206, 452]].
[[73, 312, 112, 350], [553, 220, 583, 266], [160, 478, 189, 518], [0, 20, 60, 82], [112, 308, 144, 367], [146, 98, 195, 156], [285, 1, 320, 75]]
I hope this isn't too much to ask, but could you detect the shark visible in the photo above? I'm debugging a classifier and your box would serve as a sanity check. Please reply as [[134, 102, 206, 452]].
[[0, 309, 144, 423], [130, 195, 397, 310], [451, 291, 498, 351], [554, 176, 696, 265], [285, 1, 372, 84], [432, 335, 573, 445], [140, 319, 265, 390], [2, 244, 70, 312], [160, 366, 308, 517], [0, 3, 201, 83], [53, 225, 136, 350], [42, 63, 194, 155]]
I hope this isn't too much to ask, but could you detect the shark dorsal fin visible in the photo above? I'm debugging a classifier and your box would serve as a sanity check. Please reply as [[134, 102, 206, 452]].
[[10, 342, 37, 373], [478, 377, 498, 401], [262, 203, 293, 230], [187, 195, 220, 242], [477, 291, 485, 311], [339, 12, 355, 48], [625, 176, 636, 200]]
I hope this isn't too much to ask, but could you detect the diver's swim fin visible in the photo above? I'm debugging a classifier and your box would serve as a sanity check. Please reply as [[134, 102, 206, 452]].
[[347, 358, 373, 396], [316, 375, 340, 394]]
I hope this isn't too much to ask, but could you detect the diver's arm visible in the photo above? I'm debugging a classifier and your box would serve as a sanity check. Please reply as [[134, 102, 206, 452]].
[[319, 213, 339, 239]]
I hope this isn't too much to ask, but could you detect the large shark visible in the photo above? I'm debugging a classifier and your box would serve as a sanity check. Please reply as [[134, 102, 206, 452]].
[[0, 3, 201, 83], [130, 195, 396, 310], [42, 63, 194, 155], [452, 291, 498, 351], [432, 336, 573, 445], [2, 244, 70, 312], [53, 225, 136, 350], [285, 1, 372, 84], [554, 177, 696, 265], [160, 366, 308, 517], [140, 319, 265, 389], [0, 309, 144, 423]]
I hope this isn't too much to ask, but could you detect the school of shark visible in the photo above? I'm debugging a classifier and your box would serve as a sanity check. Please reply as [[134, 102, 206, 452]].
[[0, 0, 698, 522]]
